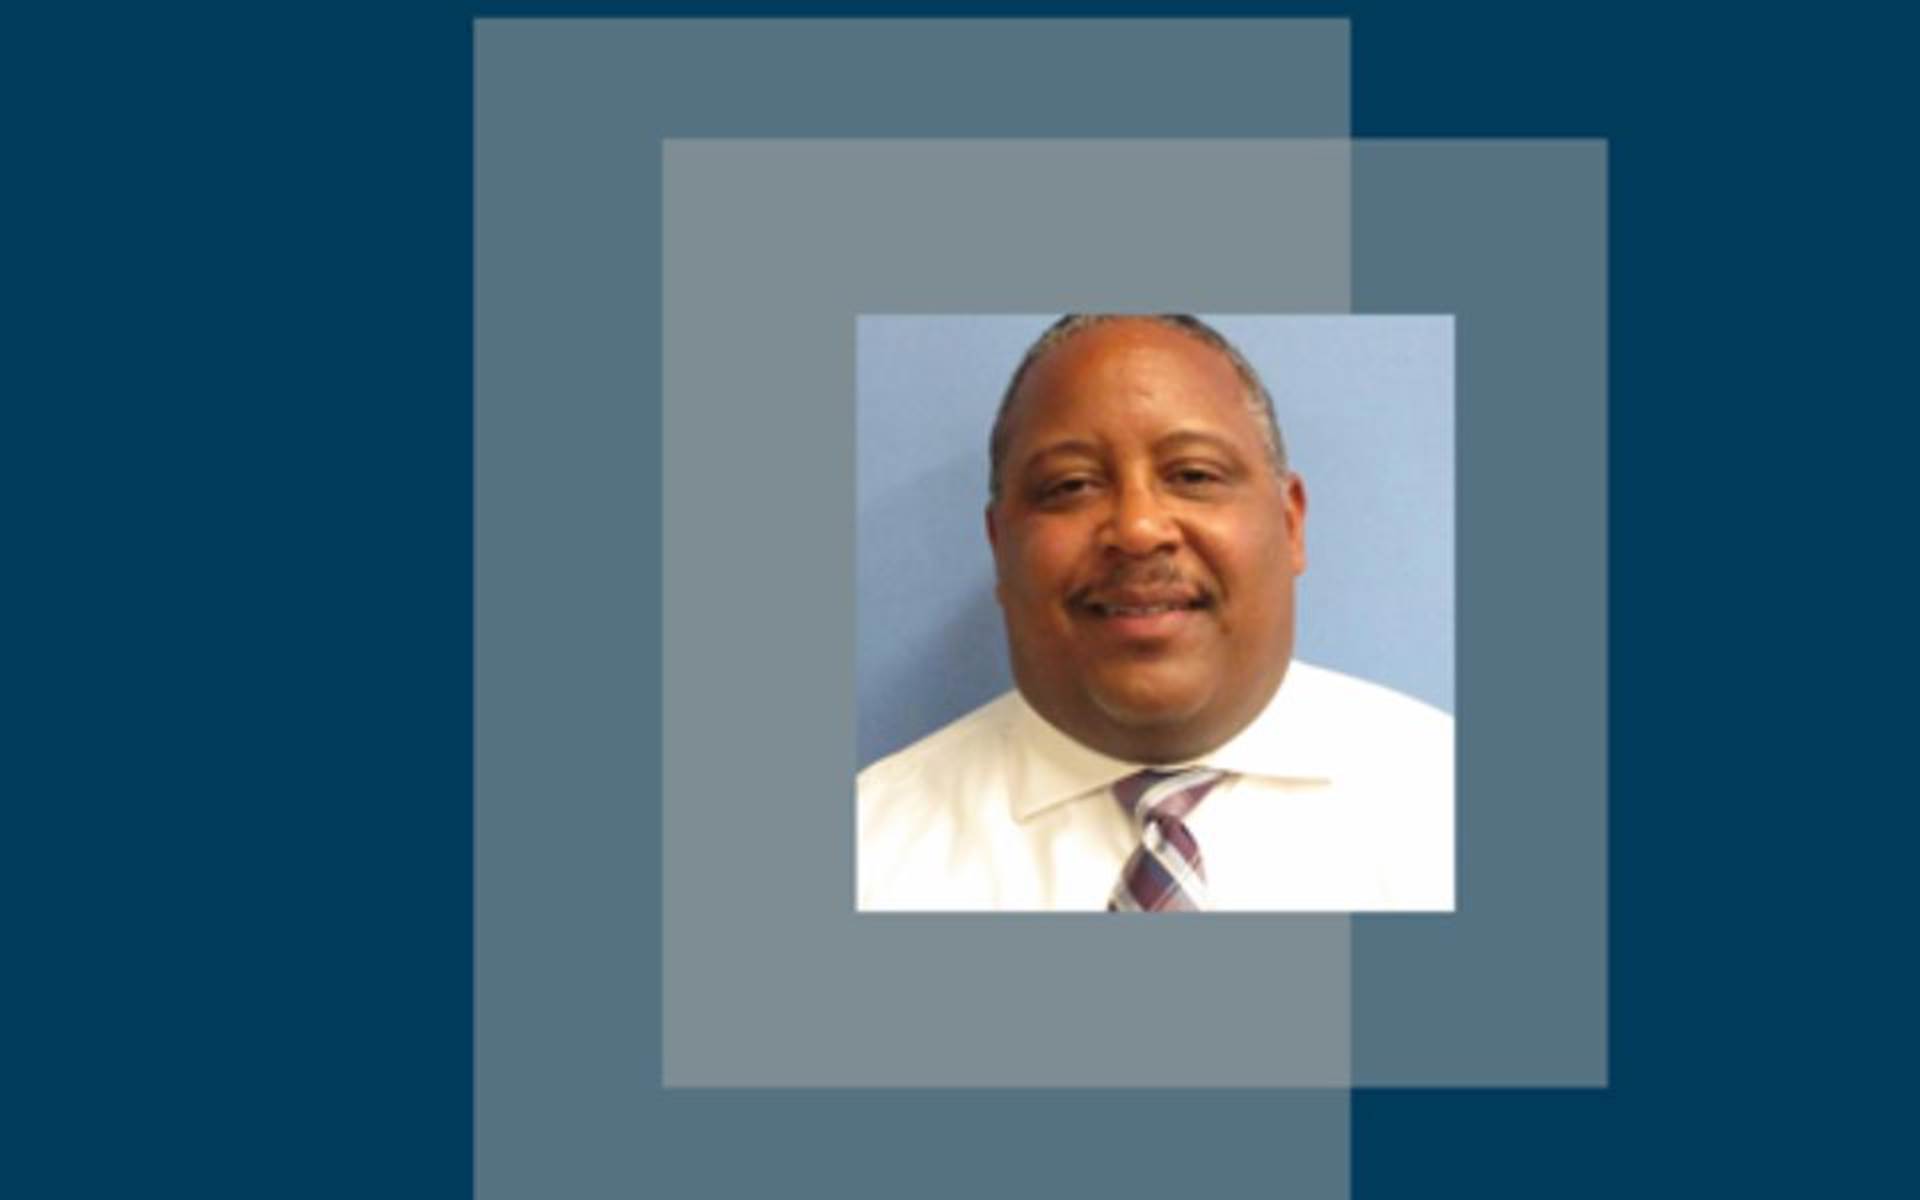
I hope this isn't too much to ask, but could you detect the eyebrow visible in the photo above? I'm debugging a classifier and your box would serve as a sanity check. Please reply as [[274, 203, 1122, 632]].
[[1016, 438, 1102, 473], [1151, 428, 1246, 458]]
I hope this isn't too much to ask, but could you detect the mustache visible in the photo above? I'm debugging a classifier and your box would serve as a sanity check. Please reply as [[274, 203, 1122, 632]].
[[1070, 560, 1214, 609]]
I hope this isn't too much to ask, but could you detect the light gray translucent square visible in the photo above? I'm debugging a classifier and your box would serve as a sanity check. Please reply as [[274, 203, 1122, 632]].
[[477, 18, 1358, 1200], [663, 140, 1356, 1087], [661, 138, 1607, 1091]]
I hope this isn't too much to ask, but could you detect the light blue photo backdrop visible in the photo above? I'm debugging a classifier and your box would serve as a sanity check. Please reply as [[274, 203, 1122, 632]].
[[857, 314, 1455, 768]]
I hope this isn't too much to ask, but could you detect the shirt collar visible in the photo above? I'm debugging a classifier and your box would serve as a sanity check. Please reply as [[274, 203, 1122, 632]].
[[1006, 659, 1340, 822]]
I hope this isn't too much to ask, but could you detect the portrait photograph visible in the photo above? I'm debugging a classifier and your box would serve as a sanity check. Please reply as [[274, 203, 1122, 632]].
[[856, 313, 1456, 913]]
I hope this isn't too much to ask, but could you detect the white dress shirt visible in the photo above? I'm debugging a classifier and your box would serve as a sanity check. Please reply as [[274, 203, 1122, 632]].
[[857, 660, 1454, 912]]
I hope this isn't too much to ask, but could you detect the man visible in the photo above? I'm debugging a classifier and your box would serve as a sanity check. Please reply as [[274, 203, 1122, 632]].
[[858, 314, 1453, 912]]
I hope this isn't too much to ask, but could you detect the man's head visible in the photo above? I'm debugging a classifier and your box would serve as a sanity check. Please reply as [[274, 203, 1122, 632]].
[[986, 315, 1308, 764]]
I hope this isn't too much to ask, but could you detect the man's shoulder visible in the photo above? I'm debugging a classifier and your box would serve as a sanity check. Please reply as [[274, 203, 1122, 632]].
[[1280, 662, 1455, 911], [857, 692, 1026, 909]]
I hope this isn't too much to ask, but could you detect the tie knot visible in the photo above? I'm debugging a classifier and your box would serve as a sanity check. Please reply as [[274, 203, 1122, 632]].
[[1111, 767, 1226, 828]]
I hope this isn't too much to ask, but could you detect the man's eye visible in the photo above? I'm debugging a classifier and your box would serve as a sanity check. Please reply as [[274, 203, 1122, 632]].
[[1170, 466, 1225, 487], [1039, 477, 1096, 502]]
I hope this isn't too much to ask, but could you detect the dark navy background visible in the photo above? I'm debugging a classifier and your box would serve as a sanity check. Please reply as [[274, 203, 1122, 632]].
[[10, 3, 1906, 1196]]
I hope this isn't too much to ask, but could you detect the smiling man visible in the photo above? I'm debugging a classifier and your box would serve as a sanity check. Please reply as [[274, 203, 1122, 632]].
[[857, 315, 1454, 912]]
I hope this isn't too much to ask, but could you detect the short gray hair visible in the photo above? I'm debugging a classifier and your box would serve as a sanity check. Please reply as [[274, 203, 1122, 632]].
[[987, 314, 1288, 502]]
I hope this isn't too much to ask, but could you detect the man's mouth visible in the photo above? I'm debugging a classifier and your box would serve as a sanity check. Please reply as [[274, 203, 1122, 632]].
[[1083, 597, 1211, 617], [1075, 593, 1211, 643], [1074, 587, 1214, 643]]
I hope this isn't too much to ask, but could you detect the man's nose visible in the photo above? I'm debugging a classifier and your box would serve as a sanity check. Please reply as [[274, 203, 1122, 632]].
[[1102, 482, 1180, 556]]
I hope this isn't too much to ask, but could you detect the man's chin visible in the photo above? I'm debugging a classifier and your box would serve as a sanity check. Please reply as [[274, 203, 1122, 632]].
[[1085, 681, 1213, 731]]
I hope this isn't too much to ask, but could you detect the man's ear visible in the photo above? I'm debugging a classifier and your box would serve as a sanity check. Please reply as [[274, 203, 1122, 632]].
[[1284, 473, 1309, 574], [985, 504, 1007, 605]]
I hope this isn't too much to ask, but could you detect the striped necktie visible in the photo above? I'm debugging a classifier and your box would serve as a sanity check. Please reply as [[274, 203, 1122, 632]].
[[1107, 768, 1227, 912]]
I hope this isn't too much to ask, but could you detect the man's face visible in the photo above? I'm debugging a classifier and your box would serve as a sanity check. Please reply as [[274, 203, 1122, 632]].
[[987, 320, 1307, 764]]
